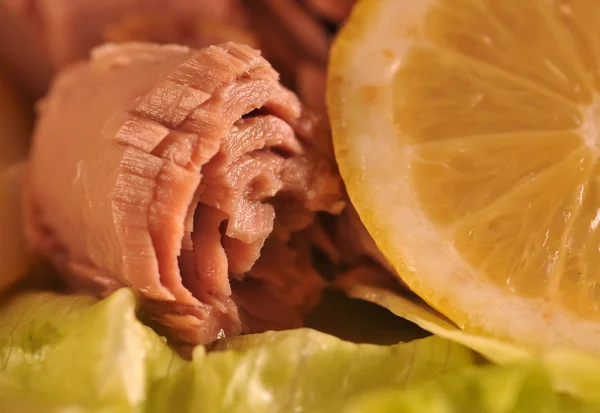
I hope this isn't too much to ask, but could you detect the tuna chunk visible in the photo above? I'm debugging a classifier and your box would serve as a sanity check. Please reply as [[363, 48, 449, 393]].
[[243, 0, 356, 114], [26, 42, 344, 344], [311, 203, 409, 294]]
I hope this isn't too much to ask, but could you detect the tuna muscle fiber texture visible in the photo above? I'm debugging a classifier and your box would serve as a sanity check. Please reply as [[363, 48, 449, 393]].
[[26, 42, 345, 344]]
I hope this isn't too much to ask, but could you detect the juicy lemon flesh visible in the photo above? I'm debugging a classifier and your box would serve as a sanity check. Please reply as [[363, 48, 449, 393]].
[[399, 0, 600, 319], [330, 0, 600, 348]]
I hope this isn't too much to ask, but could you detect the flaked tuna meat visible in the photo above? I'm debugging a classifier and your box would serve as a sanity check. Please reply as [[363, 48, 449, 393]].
[[243, 0, 357, 115], [26, 42, 344, 344], [310, 202, 410, 295], [296, 61, 327, 117], [243, 0, 328, 94], [336, 205, 395, 274]]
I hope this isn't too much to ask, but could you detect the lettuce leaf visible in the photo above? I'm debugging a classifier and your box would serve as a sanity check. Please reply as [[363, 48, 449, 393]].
[[0, 288, 597, 412], [337, 279, 600, 405], [0, 288, 185, 412], [150, 329, 599, 412], [147, 330, 474, 413], [345, 363, 599, 413], [0, 288, 474, 413]]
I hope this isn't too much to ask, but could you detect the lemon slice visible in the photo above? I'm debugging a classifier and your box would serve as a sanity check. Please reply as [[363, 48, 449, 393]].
[[328, 0, 600, 353]]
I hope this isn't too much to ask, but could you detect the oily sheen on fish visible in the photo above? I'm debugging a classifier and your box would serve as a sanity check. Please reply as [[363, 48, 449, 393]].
[[26, 42, 344, 344]]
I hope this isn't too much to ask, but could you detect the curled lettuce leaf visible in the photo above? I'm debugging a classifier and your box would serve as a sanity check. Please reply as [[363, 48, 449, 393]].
[[0, 287, 597, 412], [337, 279, 600, 405], [0, 288, 474, 413], [0, 288, 184, 412], [147, 330, 474, 413], [345, 363, 599, 413], [150, 329, 599, 413]]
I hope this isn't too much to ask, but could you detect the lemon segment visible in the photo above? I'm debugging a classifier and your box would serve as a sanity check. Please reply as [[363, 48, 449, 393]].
[[551, 0, 600, 93], [422, 0, 593, 103], [558, 159, 600, 316], [412, 132, 582, 224], [394, 47, 582, 143], [454, 149, 592, 298]]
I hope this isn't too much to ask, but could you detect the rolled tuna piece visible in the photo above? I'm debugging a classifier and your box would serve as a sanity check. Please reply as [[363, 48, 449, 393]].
[[26, 42, 345, 344]]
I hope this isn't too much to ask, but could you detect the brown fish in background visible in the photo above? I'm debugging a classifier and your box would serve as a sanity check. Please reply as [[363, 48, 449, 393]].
[[0, 2, 51, 100], [26, 42, 344, 344], [304, 0, 355, 22], [4, 0, 252, 67], [1, 0, 255, 99], [2, 0, 356, 114], [103, 11, 257, 51]]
